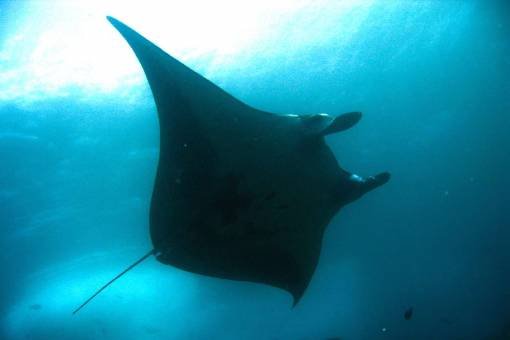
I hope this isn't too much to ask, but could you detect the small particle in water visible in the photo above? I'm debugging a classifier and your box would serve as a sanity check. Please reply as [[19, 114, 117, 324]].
[[381, 327, 387, 332], [29, 304, 42, 310], [404, 307, 413, 320]]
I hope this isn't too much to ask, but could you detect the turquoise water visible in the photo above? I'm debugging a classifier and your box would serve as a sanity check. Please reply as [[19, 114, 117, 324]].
[[1, 1, 509, 339]]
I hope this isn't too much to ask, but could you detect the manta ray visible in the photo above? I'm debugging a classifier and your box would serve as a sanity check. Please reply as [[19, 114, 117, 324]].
[[73, 16, 390, 314]]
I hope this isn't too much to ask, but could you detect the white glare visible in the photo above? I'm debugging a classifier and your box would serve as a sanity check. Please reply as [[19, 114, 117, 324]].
[[0, 0, 374, 106]]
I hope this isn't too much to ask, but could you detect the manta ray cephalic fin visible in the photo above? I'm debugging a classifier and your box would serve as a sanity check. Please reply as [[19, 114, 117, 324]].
[[301, 111, 362, 137], [321, 111, 362, 135]]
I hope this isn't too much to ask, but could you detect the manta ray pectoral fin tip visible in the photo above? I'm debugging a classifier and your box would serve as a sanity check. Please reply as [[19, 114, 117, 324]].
[[106, 16, 123, 31], [289, 285, 307, 308], [291, 296, 300, 308], [106, 16, 128, 33]]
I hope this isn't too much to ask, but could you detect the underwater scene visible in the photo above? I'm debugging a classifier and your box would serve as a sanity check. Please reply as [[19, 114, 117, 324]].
[[1, 1, 509, 339]]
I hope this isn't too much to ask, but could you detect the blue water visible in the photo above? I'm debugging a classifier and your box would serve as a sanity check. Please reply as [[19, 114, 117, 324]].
[[1, 1, 509, 339]]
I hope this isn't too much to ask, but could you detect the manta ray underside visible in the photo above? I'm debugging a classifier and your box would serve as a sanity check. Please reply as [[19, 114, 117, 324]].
[[73, 17, 390, 314]]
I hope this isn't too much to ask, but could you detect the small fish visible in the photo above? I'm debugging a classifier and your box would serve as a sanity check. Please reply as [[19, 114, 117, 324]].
[[404, 307, 413, 320]]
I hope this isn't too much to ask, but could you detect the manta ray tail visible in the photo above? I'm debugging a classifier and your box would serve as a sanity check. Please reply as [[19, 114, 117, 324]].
[[72, 249, 156, 315]]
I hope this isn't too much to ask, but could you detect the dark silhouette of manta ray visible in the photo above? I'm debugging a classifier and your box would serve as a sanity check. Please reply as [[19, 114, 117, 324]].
[[72, 16, 390, 314]]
